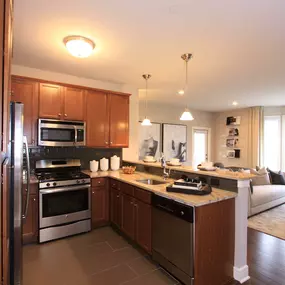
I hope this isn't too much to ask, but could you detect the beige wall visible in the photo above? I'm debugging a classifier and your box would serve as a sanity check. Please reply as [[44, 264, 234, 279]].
[[11, 65, 139, 160], [139, 102, 216, 166], [214, 108, 252, 168]]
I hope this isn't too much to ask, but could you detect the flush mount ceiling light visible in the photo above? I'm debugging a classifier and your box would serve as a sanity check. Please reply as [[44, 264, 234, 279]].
[[232, 101, 238, 106], [141, 74, 152, 126], [179, 53, 194, 121], [178, 90, 185, 95], [63, 36, 95, 58]]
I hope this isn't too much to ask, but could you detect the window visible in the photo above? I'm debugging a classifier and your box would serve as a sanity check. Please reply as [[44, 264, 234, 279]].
[[192, 127, 210, 168], [263, 116, 282, 170]]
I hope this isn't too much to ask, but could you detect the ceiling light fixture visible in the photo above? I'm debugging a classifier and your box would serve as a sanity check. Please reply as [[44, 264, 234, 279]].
[[178, 90, 185, 95], [232, 101, 238, 106], [63, 36, 95, 58], [180, 53, 194, 121], [141, 74, 152, 126]]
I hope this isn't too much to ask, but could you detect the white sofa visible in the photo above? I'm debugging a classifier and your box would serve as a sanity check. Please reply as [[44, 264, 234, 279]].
[[248, 184, 285, 216]]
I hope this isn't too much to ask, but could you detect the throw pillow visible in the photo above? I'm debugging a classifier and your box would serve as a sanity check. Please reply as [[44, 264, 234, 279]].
[[267, 168, 285, 185], [250, 168, 271, 186]]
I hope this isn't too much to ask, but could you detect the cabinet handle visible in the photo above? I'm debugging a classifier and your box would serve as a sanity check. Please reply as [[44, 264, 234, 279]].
[[25, 188, 28, 192], [110, 142, 113, 144], [32, 139, 35, 145], [98, 181, 101, 184], [58, 113, 62, 117], [116, 195, 120, 198], [64, 114, 67, 117], [134, 204, 138, 207], [33, 198, 36, 202], [92, 191, 95, 194], [131, 201, 133, 205], [10, 90, 14, 96]]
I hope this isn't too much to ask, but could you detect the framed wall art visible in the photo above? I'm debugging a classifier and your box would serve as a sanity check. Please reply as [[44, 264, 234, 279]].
[[162, 123, 187, 162]]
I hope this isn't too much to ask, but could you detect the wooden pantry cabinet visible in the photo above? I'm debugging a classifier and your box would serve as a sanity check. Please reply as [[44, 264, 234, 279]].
[[10, 75, 130, 148], [11, 76, 39, 145]]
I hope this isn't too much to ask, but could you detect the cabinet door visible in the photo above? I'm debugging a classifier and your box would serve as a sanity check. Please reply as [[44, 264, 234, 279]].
[[22, 194, 38, 244], [110, 187, 121, 228], [39, 83, 63, 119], [11, 77, 39, 145], [86, 90, 109, 147], [121, 193, 135, 240], [109, 94, 129, 147], [135, 199, 152, 254], [91, 185, 109, 228], [63, 87, 85, 121]]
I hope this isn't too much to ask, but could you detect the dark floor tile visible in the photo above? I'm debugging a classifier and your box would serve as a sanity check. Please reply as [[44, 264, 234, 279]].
[[127, 256, 158, 276], [122, 269, 178, 285], [89, 264, 137, 285]]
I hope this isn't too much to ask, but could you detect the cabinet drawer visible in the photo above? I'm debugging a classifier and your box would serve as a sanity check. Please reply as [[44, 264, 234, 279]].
[[121, 183, 134, 196], [92, 178, 106, 187], [134, 188, 151, 204], [110, 179, 120, 190], [22, 183, 38, 195]]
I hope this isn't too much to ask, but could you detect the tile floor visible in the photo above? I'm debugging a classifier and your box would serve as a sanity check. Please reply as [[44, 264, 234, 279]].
[[23, 227, 179, 285]]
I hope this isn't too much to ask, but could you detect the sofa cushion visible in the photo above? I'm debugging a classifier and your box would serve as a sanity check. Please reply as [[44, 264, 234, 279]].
[[251, 185, 285, 207], [250, 168, 271, 186], [267, 168, 285, 185]]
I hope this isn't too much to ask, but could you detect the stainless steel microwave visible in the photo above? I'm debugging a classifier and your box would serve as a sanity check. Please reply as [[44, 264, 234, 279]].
[[38, 119, 86, 147]]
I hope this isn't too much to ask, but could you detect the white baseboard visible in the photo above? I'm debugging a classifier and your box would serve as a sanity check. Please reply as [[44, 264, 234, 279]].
[[234, 265, 250, 283]]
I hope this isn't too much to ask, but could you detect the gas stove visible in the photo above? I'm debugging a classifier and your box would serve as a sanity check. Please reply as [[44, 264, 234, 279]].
[[35, 159, 90, 189]]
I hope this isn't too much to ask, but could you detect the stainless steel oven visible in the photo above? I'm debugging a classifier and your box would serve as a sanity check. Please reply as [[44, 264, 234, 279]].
[[38, 119, 86, 147]]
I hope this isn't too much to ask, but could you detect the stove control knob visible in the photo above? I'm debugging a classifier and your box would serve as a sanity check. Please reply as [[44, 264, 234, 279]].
[[77, 180, 80, 184], [53, 182, 57, 187], [82, 179, 85, 184], [46, 183, 50, 187]]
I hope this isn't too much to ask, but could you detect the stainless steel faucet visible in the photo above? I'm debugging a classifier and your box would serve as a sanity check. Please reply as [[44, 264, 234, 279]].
[[160, 153, 171, 180]]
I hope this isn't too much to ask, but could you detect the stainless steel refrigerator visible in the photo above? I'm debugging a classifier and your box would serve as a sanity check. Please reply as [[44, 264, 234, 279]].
[[8, 102, 31, 285]]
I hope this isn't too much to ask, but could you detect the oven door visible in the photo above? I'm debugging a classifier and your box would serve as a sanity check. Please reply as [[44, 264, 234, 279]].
[[39, 184, 91, 228]]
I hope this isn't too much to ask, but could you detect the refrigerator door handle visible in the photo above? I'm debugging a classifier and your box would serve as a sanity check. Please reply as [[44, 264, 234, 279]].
[[22, 136, 31, 220]]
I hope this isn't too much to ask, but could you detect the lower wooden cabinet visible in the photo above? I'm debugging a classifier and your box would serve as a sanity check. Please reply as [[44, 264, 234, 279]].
[[121, 193, 135, 239], [22, 194, 38, 245], [135, 199, 152, 254], [110, 187, 122, 228], [91, 179, 109, 228]]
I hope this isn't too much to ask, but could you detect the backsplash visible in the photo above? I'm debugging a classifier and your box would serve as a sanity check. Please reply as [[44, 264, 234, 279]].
[[26, 147, 122, 171]]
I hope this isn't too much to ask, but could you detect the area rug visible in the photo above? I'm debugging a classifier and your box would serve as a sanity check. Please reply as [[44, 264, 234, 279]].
[[248, 204, 285, 240]]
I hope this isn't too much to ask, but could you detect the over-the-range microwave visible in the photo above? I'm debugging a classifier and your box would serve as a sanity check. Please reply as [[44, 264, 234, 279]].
[[38, 119, 86, 147]]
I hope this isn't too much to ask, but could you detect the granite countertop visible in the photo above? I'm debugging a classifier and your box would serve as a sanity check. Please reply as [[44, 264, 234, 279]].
[[123, 160, 254, 181], [82, 170, 237, 207]]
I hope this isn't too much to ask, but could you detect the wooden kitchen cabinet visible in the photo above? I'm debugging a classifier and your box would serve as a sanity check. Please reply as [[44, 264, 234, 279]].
[[86, 90, 109, 147], [11, 77, 39, 145], [109, 94, 129, 147], [91, 178, 109, 229], [135, 199, 152, 254], [63, 86, 85, 121], [22, 194, 38, 245], [39, 83, 63, 119], [121, 193, 135, 240], [110, 187, 122, 228]]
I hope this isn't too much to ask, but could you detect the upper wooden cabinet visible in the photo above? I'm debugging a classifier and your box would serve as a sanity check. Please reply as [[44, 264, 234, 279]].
[[86, 92, 130, 148], [11, 77, 38, 145], [39, 83, 62, 119], [63, 87, 85, 121], [109, 94, 129, 148], [86, 90, 109, 147]]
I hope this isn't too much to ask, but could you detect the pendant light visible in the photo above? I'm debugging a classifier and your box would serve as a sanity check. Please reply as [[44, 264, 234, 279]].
[[141, 74, 152, 126], [180, 53, 194, 121]]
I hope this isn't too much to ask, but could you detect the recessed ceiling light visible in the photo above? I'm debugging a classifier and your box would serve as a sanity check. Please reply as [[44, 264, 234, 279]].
[[232, 101, 238, 106], [178, 90, 185, 95], [63, 35, 95, 58]]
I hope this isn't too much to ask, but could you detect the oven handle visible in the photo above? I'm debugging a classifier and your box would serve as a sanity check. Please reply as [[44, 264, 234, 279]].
[[40, 184, 91, 194]]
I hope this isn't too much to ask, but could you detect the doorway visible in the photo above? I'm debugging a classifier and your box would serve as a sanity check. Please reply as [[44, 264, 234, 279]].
[[192, 127, 211, 168]]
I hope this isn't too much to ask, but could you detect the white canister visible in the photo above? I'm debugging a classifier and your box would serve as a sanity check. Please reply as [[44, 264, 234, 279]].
[[90, 160, 99, 172], [111, 155, 120, 171], [100, 157, 109, 171]]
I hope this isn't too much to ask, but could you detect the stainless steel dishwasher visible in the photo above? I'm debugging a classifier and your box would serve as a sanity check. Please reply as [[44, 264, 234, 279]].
[[152, 194, 194, 285]]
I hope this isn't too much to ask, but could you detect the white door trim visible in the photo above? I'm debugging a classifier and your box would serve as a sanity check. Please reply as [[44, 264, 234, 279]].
[[192, 127, 212, 164]]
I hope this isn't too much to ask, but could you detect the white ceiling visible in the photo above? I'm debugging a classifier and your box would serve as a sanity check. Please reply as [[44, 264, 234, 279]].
[[13, 0, 285, 111]]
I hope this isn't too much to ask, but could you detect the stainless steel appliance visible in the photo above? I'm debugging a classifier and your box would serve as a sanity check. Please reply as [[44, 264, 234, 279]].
[[35, 159, 91, 243], [8, 102, 31, 285], [152, 194, 194, 285], [38, 119, 86, 147]]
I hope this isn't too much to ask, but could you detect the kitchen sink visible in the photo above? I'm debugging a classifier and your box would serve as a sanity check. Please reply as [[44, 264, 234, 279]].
[[136, 179, 168, 185]]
